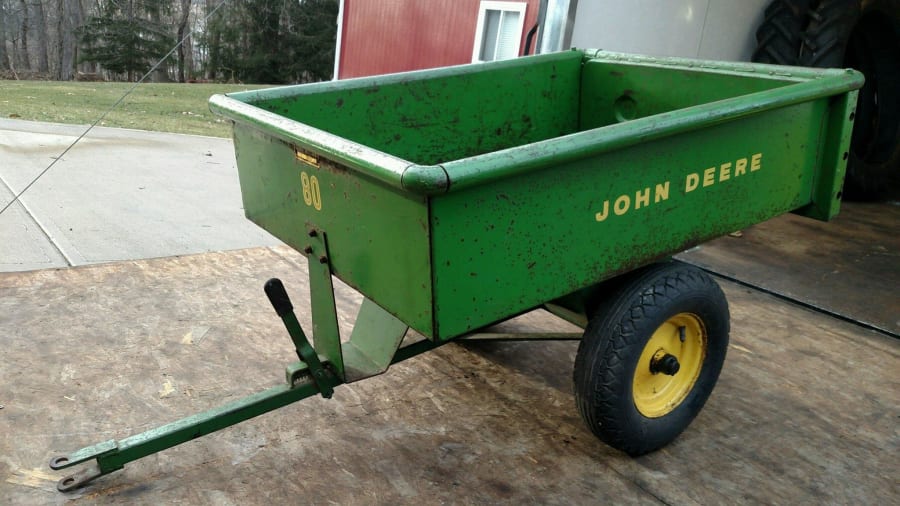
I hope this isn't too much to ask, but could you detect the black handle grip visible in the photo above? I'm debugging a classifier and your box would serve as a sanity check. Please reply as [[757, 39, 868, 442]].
[[264, 278, 293, 317]]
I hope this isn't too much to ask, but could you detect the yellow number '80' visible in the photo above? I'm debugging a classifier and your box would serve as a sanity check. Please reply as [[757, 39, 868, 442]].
[[300, 171, 322, 211]]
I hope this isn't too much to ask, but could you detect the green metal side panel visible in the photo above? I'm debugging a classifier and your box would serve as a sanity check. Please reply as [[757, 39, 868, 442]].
[[579, 61, 794, 129], [232, 125, 434, 335], [429, 102, 825, 340], [233, 51, 583, 166]]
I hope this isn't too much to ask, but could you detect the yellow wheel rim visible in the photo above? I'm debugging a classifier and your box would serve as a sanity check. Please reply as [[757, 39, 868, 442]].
[[632, 313, 706, 418]]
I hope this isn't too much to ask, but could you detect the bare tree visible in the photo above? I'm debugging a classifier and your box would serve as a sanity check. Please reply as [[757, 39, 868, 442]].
[[175, 0, 190, 82], [33, 0, 49, 72], [75, 0, 92, 75], [205, 0, 219, 80], [0, 2, 9, 70], [17, 0, 31, 70], [55, 0, 79, 79]]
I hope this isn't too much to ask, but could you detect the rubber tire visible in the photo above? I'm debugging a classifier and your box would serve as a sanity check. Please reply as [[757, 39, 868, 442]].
[[573, 262, 729, 456], [800, 0, 900, 200], [752, 0, 813, 64]]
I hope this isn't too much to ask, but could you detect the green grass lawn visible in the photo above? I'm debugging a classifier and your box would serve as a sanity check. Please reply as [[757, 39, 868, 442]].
[[0, 80, 269, 137]]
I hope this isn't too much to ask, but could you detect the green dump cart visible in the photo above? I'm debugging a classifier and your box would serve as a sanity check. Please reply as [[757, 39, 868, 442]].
[[50, 50, 862, 491]]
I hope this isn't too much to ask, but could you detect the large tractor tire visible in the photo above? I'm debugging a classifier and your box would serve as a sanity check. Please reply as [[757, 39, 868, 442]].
[[752, 0, 814, 64], [753, 0, 900, 200], [799, 0, 900, 200]]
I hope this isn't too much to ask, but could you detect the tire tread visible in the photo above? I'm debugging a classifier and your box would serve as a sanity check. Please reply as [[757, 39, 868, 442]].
[[752, 0, 813, 64], [574, 262, 729, 455]]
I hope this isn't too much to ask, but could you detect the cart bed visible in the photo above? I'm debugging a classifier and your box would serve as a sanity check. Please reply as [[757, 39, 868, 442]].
[[210, 50, 861, 340]]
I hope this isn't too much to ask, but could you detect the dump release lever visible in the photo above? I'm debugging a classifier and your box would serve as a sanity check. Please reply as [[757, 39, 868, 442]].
[[265, 278, 293, 317], [264, 278, 335, 398]]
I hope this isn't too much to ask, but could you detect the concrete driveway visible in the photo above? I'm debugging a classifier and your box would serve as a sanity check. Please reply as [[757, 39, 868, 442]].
[[0, 119, 280, 272]]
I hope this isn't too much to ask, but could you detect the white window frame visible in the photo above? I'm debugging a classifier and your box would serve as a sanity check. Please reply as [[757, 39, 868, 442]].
[[471, 1, 527, 63]]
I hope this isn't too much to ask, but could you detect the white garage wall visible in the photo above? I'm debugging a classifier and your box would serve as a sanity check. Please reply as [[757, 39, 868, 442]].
[[568, 0, 771, 61]]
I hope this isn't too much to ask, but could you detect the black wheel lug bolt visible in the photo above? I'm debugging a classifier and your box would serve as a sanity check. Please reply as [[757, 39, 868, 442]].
[[650, 353, 680, 376]]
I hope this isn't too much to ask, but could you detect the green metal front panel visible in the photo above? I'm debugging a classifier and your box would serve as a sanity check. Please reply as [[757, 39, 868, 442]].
[[221, 51, 585, 338], [232, 125, 434, 335], [429, 102, 825, 339]]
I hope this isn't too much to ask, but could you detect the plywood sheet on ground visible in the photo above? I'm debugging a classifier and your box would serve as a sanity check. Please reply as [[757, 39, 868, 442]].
[[679, 201, 900, 335], [1, 246, 897, 504]]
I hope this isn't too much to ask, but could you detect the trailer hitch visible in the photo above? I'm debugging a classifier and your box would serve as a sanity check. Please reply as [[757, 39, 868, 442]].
[[49, 278, 338, 492], [49, 230, 433, 492]]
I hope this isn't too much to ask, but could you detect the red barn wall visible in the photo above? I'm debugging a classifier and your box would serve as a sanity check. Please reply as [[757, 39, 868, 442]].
[[338, 0, 540, 79]]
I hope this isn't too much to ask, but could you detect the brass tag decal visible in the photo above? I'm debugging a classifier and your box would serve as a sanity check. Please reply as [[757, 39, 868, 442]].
[[293, 145, 320, 168]]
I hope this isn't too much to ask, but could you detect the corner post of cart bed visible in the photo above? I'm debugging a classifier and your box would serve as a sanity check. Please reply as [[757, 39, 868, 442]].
[[796, 70, 863, 221], [400, 164, 450, 194]]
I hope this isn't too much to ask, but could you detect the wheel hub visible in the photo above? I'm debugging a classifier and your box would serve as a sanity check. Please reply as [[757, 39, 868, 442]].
[[650, 351, 681, 376], [632, 313, 707, 418]]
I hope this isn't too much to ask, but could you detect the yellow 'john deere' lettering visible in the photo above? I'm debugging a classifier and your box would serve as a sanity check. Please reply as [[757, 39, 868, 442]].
[[686, 153, 761, 193], [595, 182, 671, 222], [596, 152, 762, 222]]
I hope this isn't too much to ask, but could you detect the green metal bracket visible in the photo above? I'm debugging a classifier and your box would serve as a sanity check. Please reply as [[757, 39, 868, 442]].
[[342, 298, 410, 382], [796, 82, 860, 221], [305, 226, 344, 379], [543, 302, 589, 329]]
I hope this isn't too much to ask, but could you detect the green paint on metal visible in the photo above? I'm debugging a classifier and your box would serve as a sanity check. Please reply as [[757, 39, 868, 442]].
[[216, 51, 583, 170], [578, 61, 789, 131], [50, 50, 863, 492], [230, 125, 434, 335], [307, 230, 344, 379], [430, 104, 826, 337], [390, 337, 444, 364], [211, 49, 862, 341], [342, 298, 410, 382], [438, 67, 863, 193], [50, 269, 445, 490], [400, 164, 450, 195], [50, 325, 450, 490], [460, 332, 582, 341], [53, 375, 324, 490], [275, 293, 335, 397], [796, 84, 861, 220]]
